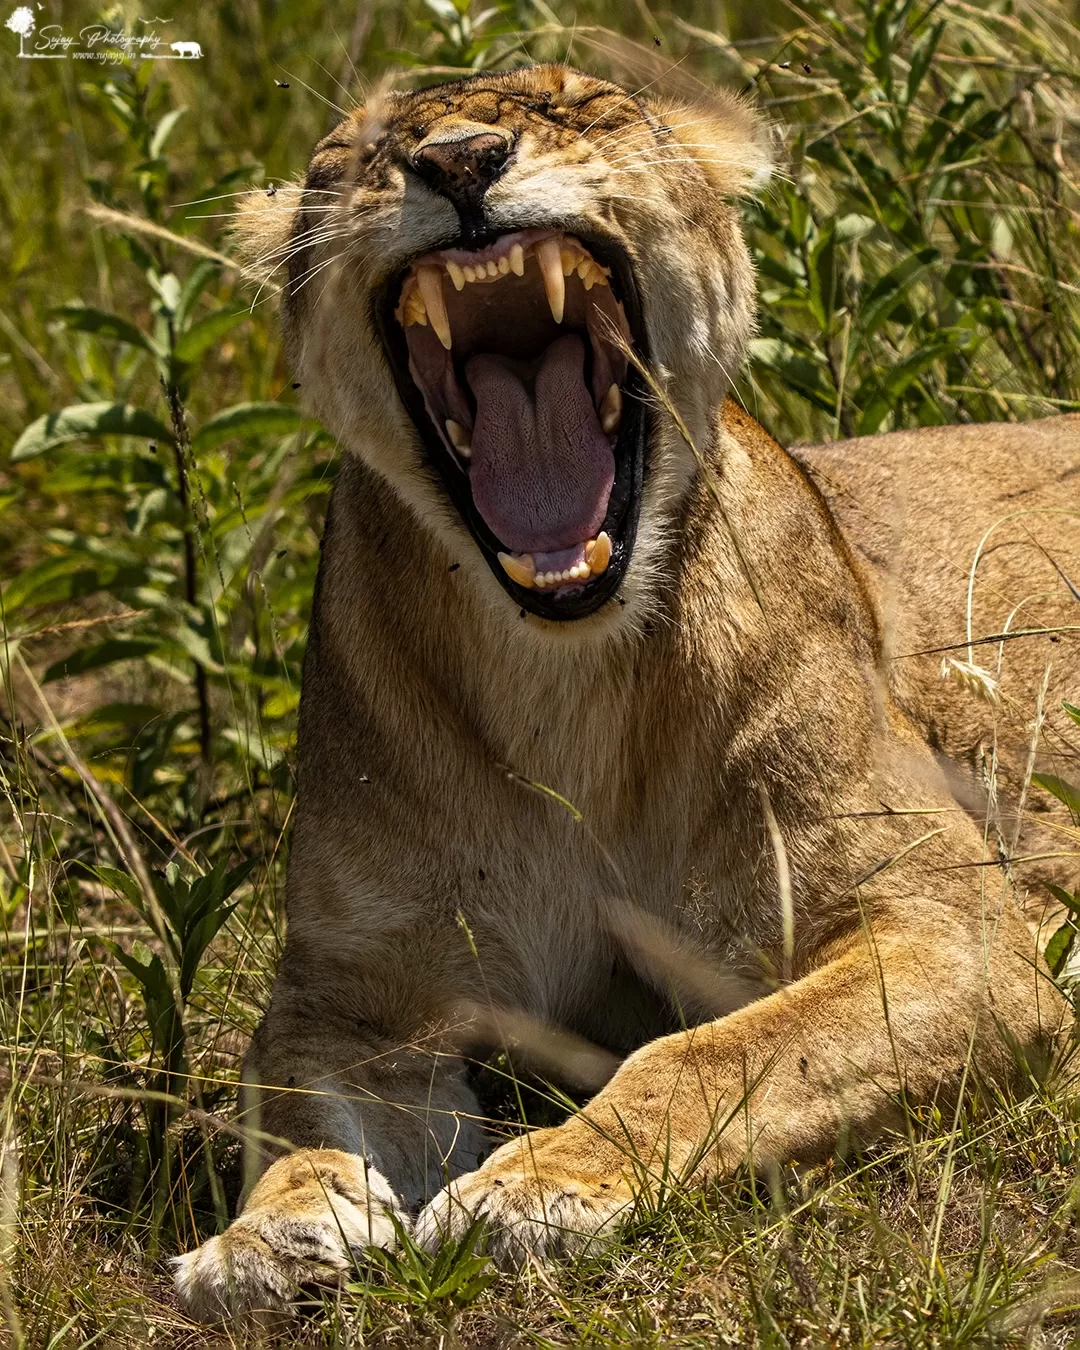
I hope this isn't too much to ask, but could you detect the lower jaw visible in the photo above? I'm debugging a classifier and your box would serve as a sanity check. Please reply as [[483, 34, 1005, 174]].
[[442, 378, 647, 620]]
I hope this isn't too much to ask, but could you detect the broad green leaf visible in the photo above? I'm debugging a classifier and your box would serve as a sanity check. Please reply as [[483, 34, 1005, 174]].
[[262, 687, 300, 719], [172, 624, 222, 672], [47, 454, 167, 496], [43, 638, 160, 684], [906, 20, 945, 108], [191, 402, 307, 453], [856, 341, 956, 434], [51, 305, 157, 354], [150, 272, 183, 314], [835, 213, 877, 242], [1063, 702, 1080, 729], [174, 258, 222, 332], [910, 91, 983, 174], [149, 107, 186, 159], [1044, 921, 1075, 978], [173, 308, 249, 365], [11, 403, 175, 462], [64, 703, 162, 738], [1032, 773, 1080, 818], [858, 248, 940, 338], [748, 338, 836, 414], [0, 554, 146, 614], [807, 222, 838, 329], [86, 864, 141, 908]]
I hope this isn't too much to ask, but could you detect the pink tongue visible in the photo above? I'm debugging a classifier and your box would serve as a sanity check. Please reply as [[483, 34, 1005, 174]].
[[465, 334, 614, 554]]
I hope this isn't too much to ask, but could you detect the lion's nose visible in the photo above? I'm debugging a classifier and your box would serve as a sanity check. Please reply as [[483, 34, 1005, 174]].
[[411, 125, 512, 222]]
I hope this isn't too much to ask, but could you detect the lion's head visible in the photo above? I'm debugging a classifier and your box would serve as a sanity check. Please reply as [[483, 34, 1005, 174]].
[[239, 64, 768, 624]]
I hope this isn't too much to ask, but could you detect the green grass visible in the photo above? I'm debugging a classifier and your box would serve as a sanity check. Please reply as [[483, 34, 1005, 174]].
[[2, 0, 1080, 1344]]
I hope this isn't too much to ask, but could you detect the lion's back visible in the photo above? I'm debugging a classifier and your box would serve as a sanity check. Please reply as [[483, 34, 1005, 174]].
[[794, 415, 1080, 911]]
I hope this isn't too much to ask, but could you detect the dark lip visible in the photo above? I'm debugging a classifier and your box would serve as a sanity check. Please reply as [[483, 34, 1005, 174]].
[[375, 229, 649, 621]]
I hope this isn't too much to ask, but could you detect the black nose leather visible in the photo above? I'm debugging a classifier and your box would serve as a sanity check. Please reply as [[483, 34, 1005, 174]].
[[411, 127, 511, 227]]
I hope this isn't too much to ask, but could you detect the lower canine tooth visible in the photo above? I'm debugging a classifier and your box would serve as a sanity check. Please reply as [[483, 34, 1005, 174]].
[[585, 532, 612, 575], [600, 384, 622, 435], [417, 266, 452, 350], [445, 419, 471, 457], [535, 239, 565, 324], [498, 552, 536, 587]]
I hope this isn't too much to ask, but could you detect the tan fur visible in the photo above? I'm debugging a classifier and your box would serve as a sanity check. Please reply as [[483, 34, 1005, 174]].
[[174, 65, 1076, 1322]]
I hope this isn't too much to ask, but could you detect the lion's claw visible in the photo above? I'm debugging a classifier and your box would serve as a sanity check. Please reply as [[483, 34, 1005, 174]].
[[415, 1129, 634, 1268], [172, 1149, 406, 1323]]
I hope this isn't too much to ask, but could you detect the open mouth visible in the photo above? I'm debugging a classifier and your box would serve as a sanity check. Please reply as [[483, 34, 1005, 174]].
[[379, 229, 648, 620]]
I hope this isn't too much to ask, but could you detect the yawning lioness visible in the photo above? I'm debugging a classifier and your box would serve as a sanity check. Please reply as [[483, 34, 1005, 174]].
[[173, 63, 1078, 1321]]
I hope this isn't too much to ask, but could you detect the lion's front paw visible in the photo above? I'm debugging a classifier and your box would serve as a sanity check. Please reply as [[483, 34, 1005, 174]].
[[172, 1148, 406, 1323], [415, 1127, 635, 1269]]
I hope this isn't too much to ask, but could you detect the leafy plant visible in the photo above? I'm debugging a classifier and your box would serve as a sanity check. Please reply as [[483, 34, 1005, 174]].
[[93, 857, 252, 1229], [735, 0, 1080, 442], [358, 1214, 496, 1314]]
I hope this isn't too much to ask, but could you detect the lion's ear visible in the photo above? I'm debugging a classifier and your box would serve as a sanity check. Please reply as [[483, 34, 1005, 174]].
[[229, 183, 305, 285], [647, 91, 774, 197]]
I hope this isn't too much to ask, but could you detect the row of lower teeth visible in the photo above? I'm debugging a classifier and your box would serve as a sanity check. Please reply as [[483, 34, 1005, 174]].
[[497, 532, 612, 590], [399, 236, 611, 349]]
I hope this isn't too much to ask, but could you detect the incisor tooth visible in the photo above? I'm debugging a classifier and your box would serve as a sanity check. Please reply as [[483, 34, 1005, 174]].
[[509, 243, 525, 276], [499, 552, 536, 587], [417, 266, 451, 349], [445, 419, 472, 458], [498, 255, 510, 274], [446, 260, 466, 291], [486, 259, 499, 277], [600, 383, 622, 435], [535, 239, 565, 324], [585, 531, 612, 575], [464, 265, 478, 283]]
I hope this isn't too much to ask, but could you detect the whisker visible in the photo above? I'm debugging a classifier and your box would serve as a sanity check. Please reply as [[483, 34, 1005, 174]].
[[171, 186, 344, 209], [275, 68, 350, 119]]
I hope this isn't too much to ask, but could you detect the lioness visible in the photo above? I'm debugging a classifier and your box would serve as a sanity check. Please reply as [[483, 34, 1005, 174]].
[[174, 64, 1079, 1321]]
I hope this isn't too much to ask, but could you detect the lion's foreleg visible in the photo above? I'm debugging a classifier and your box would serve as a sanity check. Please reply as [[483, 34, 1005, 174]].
[[417, 899, 1056, 1266], [174, 973, 483, 1321]]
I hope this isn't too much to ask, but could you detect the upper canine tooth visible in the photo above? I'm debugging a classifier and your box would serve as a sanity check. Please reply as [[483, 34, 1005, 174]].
[[446, 260, 466, 291], [600, 383, 622, 434], [535, 239, 565, 324], [509, 243, 525, 276], [417, 266, 451, 349], [585, 531, 612, 575], [498, 551, 536, 588], [445, 419, 472, 458]]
